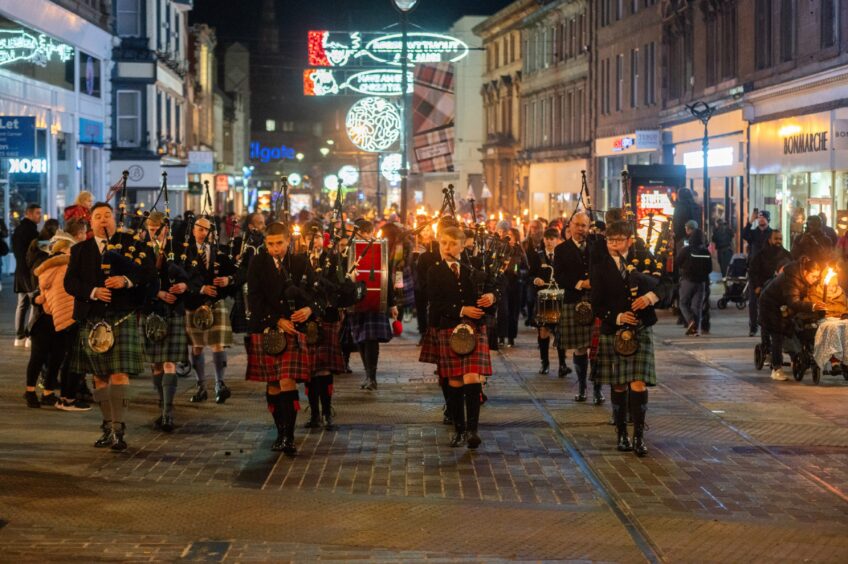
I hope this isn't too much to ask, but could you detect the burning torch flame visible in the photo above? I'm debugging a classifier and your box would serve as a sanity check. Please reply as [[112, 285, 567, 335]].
[[376, 229, 383, 239], [292, 225, 301, 237], [498, 211, 504, 222], [523, 208, 529, 216], [488, 214, 495, 220], [824, 267, 837, 286]]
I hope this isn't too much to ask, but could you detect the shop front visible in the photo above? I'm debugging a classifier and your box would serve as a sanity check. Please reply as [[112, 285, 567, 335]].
[[0, 4, 111, 227], [595, 130, 662, 212], [750, 110, 848, 245], [665, 110, 747, 237], [527, 159, 587, 220]]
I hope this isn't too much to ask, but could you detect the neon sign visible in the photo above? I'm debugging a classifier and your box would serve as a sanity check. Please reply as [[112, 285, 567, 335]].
[[346, 97, 401, 153], [9, 158, 47, 174], [307, 30, 469, 68], [249, 142, 297, 163], [304, 68, 414, 97], [0, 29, 74, 67], [683, 147, 734, 169]]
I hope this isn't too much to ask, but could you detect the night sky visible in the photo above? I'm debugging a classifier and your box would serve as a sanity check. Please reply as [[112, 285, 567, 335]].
[[190, 0, 514, 120]]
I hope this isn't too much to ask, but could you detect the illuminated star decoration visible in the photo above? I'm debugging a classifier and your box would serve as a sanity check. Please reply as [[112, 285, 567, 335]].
[[345, 97, 401, 153]]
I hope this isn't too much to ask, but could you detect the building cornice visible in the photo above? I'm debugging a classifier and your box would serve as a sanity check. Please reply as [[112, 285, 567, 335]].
[[744, 65, 848, 104], [473, 0, 539, 38]]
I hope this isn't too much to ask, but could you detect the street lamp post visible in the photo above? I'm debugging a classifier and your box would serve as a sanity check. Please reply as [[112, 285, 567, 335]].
[[686, 101, 716, 239], [392, 0, 418, 224]]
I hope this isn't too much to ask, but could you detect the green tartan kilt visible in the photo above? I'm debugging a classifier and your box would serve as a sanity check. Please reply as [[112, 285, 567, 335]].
[[71, 312, 145, 376], [592, 327, 657, 386], [186, 300, 233, 348], [557, 302, 593, 350], [143, 312, 189, 364]]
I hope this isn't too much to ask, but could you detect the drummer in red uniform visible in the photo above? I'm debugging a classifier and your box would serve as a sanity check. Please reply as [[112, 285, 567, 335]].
[[422, 226, 496, 449], [343, 220, 398, 391], [245, 223, 317, 455]]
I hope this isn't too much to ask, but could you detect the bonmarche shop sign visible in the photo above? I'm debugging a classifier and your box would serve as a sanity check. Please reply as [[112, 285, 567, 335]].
[[784, 131, 828, 155]]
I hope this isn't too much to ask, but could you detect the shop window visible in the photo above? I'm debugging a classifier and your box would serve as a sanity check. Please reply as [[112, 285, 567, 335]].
[[117, 90, 142, 148], [821, 0, 839, 48], [116, 0, 141, 37]]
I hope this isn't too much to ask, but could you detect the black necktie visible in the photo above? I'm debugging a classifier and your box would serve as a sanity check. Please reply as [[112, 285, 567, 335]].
[[618, 257, 627, 279], [100, 238, 108, 254], [451, 263, 460, 280]]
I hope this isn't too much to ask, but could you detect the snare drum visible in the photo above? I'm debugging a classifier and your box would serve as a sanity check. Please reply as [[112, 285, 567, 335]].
[[536, 288, 564, 326], [347, 239, 389, 313]]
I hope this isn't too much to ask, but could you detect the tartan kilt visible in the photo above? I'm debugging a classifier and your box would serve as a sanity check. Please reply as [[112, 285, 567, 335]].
[[418, 327, 439, 364], [245, 332, 312, 383], [71, 312, 144, 376], [557, 302, 593, 350], [142, 312, 189, 364], [435, 325, 493, 379], [592, 328, 657, 386], [348, 312, 393, 344], [588, 318, 602, 360], [186, 300, 233, 348], [310, 320, 346, 375]]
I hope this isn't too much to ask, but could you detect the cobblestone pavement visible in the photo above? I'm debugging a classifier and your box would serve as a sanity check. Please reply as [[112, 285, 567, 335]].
[[0, 283, 846, 562]]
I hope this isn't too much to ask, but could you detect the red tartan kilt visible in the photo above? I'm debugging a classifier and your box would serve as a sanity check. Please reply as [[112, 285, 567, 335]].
[[588, 318, 602, 360], [245, 333, 312, 382], [310, 320, 346, 374], [435, 325, 493, 379], [418, 327, 439, 364]]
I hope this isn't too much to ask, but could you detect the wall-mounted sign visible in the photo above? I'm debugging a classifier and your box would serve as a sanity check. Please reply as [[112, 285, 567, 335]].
[[308, 30, 469, 68], [683, 146, 734, 169], [9, 158, 47, 174], [750, 112, 834, 175], [0, 15, 75, 90], [249, 142, 297, 163], [79, 118, 103, 145], [304, 68, 414, 97], [783, 131, 828, 155], [187, 150, 214, 173], [834, 120, 848, 151], [215, 174, 230, 193], [346, 96, 401, 153], [595, 130, 660, 156], [0, 116, 35, 158]]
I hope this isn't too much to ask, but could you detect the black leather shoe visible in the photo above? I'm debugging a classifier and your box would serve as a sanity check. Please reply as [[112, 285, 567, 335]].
[[617, 432, 633, 452], [538, 362, 550, 375], [282, 438, 297, 456], [323, 415, 337, 431], [574, 392, 587, 402], [633, 435, 648, 457], [153, 416, 163, 430], [593, 391, 606, 405], [442, 414, 454, 425], [94, 422, 112, 448], [558, 365, 571, 378], [24, 391, 41, 409], [215, 384, 231, 404], [449, 432, 465, 447], [304, 416, 322, 429], [189, 387, 208, 403], [271, 436, 284, 451], [110, 425, 127, 452], [365, 377, 378, 391], [160, 415, 175, 433], [466, 431, 481, 449]]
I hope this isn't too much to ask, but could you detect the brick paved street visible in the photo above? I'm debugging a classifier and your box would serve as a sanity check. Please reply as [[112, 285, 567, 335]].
[[1, 281, 847, 562]]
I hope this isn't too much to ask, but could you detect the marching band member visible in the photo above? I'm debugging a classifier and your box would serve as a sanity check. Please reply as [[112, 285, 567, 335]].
[[185, 217, 235, 404], [64, 202, 156, 450], [530, 227, 566, 375], [142, 211, 189, 432], [590, 220, 669, 457], [347, 220, 398, 391], [554, 212, 602, 403], [424, 226, 496, 449], [245, 223, 317, 454], [230, 212, 267, 334]]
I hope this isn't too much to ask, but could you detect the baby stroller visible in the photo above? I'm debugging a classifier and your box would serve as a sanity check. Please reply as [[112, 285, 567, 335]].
[[717, 253, 748, 310], [754, 310, 824, 384]]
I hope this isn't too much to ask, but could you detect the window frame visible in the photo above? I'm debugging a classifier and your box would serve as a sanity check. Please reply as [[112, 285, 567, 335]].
[[116, 89, 142, 148]]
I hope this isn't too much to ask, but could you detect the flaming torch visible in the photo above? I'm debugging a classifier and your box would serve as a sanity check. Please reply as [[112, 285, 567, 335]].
[[823, 267, 837, 305]]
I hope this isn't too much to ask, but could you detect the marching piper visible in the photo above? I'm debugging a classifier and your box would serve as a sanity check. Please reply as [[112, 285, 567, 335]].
[[554, 212, 602, 403], [590, 220, 669, 457], [423, 226, 496, 449], [245, 222, 319, 454], [141, 211, 190, 432], [64, 202, 156, 450], [529, 227, 568, 376], [184, 216, 236, 404]]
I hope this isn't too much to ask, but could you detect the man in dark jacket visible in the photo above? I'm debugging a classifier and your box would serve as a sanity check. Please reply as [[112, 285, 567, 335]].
[[675, 229, 711, 336], [791, 215, 835, 263], [12, 203, 42, 346], [742, 210, 773, 336], [711, 219, 735, 276], [749, 231, 791, 296]]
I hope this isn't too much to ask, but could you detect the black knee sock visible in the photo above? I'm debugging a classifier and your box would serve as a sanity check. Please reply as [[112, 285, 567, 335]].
[[440, 378, 450, 404], [574, 353, 588, 391], [212, 351, 227, 388], [557, 347, 567, 368], [611, 388, 628, 432], [162, 373, 177, 417], [282, 390, 300, 440], [538, 337, 550, 364], [463, 383, 483, 432], [449, 386, 465, 433], [368, 341, 379, 378], [192, 351, 206, 387], [319, 375, 333, 417], [306, 381, 321, 419], [267, 390, 284, 434], [152, 372, 164, 408], [628, 389, 648, 437]]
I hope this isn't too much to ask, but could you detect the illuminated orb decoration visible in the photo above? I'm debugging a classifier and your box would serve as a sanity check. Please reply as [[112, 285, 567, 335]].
[[287, 173, 302, 187], [324, 174, 340, 191], [346, 97, 401, 153], [380, 153, 403, 183], [338, 165, 359, 186]]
